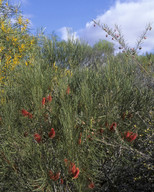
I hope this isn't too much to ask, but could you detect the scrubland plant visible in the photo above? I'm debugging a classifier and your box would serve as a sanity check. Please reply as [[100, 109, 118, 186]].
[[0, 0, 36, 88], [0, 1, 154, 191]]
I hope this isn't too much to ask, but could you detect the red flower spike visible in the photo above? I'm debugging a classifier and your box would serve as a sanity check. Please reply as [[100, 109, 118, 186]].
[[21, 109, 29, 116], [54, 172, 60, 181], [42, 97, 46, 105], [66, 86, 70, 95], [88, 181, 95, 189], [124, 131, 137, 142], [34, 133, 41, 143], [78, 133, 82, 144], [47, 95, 52, 102], [110, 122, 117, 131], [48, 128, 55, 139], [49, 170, 60, 181], [78, 138, 81, 145], [64, 159, 80, 179], [129, 133, 138, 142], [28, 113, 33, 119], [125, 131, 131, 138], [72, 167, 80, 179], [21, 109, 33, 119], [49, 170, 55, 180], [70, 163, 76, 175]]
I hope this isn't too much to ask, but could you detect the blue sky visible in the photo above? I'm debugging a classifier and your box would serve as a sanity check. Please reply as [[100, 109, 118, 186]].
[[12, 0, 154, 53], [14, 0, 115, 33]]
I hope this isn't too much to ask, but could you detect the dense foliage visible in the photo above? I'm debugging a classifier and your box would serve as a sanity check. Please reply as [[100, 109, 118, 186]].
[[0, 0, 153, 191]]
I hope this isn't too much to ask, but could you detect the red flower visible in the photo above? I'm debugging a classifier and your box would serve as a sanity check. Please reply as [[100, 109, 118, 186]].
[[21, 109, 29, 116], [28, 113, 33, 119], [49, 170, 55, 180], [66, 86, 70, 95], [78, 138, 81, 145], [42, 97, 46, 105], [46, 94, 52, 102], [69, 162, 80, 179], [49, 170, 60, 181], [65, 159, 80, 179], [54, 172, 60, 181], [88, 181, 95, 189], [21, 109, 33, 119], [124, 131, 137, 142], [70, 163, 76, 175], [48, 128, 55, 139], [72, 167, 80, 179], [110, 122, 117, 131], [129, 133, 138, 142], [34, 133, 41, 143], [78, 133, 82, 145], [125, 131, 132, 138]]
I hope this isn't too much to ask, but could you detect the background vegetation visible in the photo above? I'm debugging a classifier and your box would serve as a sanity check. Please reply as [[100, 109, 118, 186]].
[[0, 0, 153, 191]]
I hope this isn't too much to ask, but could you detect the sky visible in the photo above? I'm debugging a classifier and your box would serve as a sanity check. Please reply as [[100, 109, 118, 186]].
[[12, 0, 154, 54]]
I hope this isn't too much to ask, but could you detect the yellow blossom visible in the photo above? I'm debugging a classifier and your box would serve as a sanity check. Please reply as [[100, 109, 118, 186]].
[[17, 16, 23, 25], [0, 46, 5, 53], [26, 19, 29, 24], [13, 55, 19, 66], [21, 26, 27, 32], [6, 36, 10, 41], [18, 44, 25, 53], [53, 62, 56, 68], [12, 37, 18, 42], [1, 22, 5, 32], [30, 39, 35, 45]]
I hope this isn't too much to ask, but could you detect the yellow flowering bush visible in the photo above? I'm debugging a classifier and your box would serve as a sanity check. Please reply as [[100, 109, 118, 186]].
[[0, 0, 36, 86]]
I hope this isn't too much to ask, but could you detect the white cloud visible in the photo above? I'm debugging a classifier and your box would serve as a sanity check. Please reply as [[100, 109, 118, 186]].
[[60, 0, 154, 54], [59, 27, 79, 41]]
